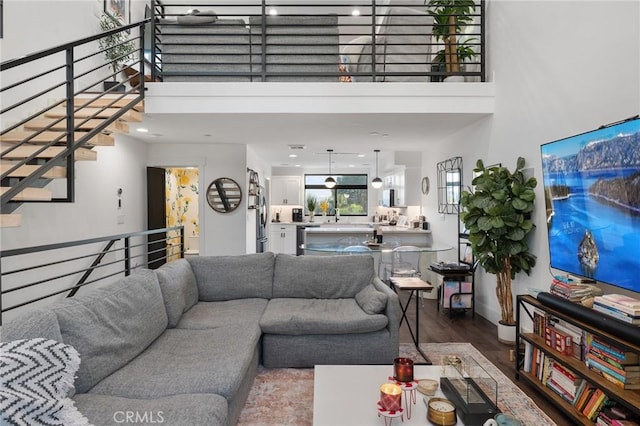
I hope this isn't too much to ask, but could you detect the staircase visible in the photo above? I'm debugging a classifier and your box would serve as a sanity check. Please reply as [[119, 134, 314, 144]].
[[0, 95, 144, 227]]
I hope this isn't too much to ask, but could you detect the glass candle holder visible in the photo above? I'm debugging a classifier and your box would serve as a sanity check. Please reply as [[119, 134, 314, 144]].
[[394, 357, 414, 382], [379, 383, 402, 411]]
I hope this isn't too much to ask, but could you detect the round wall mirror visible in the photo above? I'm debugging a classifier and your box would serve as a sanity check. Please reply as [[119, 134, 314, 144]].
[[206, 177, 242, 213]]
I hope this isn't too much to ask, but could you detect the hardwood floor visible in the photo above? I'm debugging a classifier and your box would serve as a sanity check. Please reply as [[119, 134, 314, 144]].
[[398, 295, 573, 426]]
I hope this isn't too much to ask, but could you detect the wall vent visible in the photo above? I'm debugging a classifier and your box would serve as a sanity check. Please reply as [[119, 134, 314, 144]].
[[287, 144, 306, 150]]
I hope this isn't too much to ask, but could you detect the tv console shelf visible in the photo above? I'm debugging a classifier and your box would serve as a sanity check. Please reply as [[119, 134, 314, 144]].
[[516, 295, 640, 425]]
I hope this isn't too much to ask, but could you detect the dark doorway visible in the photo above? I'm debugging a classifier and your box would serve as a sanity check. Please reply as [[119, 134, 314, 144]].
[[147, 167, 167, 269]]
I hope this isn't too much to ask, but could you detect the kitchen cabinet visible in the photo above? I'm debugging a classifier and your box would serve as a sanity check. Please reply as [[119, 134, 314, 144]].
[[270, 176, 301, 205], [380, 167, 421, 207], [269, 224, 297, 254]]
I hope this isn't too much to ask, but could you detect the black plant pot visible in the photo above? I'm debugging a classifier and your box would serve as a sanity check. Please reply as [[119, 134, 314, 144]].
[[103, 80, 124, 92]]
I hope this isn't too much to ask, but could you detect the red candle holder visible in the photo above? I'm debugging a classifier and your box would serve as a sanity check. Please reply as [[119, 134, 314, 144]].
[[394, 357, 414, 383], [379, 383, 402, 412]]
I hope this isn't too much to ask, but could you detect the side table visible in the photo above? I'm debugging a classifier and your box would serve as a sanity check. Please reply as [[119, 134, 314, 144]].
[[390, 276, 434, 364]]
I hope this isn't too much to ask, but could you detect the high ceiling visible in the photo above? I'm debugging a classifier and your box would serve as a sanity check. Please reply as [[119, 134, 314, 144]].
[[130, 112, 489, 169]]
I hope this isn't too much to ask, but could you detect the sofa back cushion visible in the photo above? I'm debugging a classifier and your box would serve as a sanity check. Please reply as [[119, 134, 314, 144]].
[[273, 254, 374, 298], [155, 259, 199, 328], [1, 309, 63, 343], [51, 269, 168, 393], [188, 252, 275, 301]]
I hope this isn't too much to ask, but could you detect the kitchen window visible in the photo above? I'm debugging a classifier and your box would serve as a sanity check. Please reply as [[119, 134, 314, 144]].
[[304, 174, 368, 216]]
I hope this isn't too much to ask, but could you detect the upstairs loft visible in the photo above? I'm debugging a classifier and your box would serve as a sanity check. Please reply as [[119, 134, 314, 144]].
[[145, 0, 493, 121]]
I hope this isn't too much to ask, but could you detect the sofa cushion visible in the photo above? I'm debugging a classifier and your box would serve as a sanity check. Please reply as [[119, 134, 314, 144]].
[[188, 253, 274, 301], [155, 259, 199, 328], [51, 270, 168, 393], [177, 10, 217, 25], [73, 393, 227, 426], [88, 325, 261, 400], [355, 284, 388, 314], [273, 254, 374, 299], [260, 298, 388, 335], [0, 338, 90, 425], [1, 309, 62, 343], [176, 298, 268, 329]]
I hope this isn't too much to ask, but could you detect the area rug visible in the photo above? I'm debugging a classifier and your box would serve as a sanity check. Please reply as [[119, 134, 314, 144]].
[[237, 343, 555, 426]]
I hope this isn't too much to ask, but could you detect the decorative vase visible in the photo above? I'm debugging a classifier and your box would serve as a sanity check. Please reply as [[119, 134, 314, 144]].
[[497, 321, 516, 345], [308, 213, 314, 222]]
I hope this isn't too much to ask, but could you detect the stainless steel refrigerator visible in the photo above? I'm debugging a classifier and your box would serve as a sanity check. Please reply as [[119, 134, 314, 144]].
[[256, 184, 268, 252]]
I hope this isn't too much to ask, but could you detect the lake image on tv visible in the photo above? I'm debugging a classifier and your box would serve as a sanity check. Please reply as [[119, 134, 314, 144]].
[[541, 119, 640, 293]]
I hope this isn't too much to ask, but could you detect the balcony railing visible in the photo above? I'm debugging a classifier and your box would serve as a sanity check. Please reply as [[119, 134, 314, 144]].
[[150, 0, 485, 83], [0, 227, 184, 325]]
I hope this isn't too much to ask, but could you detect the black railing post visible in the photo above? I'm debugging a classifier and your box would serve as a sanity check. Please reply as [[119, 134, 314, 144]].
[[180, 227, 185, 259], [124, 236, 131, 275], [480, 0, 486, 82], [371, 0, 377, 81], [261, 0, 267, 82], [139, 24, 146, 93], [65, 46, 75, 202]]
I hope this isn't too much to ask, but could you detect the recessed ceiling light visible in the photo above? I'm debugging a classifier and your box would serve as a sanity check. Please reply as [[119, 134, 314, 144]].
[[357, 154, 365, 158], [295, 164, 301, 168], [351, 9, 360, 16], [269, 8, 278, 15], [136, 128, 149, 133], [349, 164, 355, 168], [289, 154, 297, 158]]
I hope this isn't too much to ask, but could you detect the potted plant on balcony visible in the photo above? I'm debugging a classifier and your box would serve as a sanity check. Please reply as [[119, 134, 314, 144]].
[[459, 157, 538, 344], [428, 0, 478, 82], [98, 12, 135, 91]]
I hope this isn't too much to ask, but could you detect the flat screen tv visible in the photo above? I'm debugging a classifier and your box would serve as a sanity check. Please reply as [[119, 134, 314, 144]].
[[540, 116, 640, 294]]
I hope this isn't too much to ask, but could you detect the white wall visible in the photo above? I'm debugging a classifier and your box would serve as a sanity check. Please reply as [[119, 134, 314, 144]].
[[425, 0, 640, 324], [1, 134, 148, 250], [147, 143, 248, 256]]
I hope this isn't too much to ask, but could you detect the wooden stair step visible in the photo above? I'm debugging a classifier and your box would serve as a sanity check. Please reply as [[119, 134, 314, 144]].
[[45, 107, 143, 122], [0, 214, 21, 227], [24, 118, 129, 134], [73, 96, 145, 112], [1, 187, 51, 201], [0, 130, 115, 147], [1, 163, 66, 178], [1, 145, 97, 161]]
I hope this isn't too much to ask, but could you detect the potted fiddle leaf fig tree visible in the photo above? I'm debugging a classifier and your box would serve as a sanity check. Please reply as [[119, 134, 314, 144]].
[[98, 12, 135, 91], [428, 0, 478, 81], [460, 157, 538, 344]]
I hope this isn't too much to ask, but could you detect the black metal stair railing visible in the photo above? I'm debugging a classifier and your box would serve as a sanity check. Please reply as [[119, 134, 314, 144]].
[[0, 19, 150, 214], [0, 226, 184, 325]]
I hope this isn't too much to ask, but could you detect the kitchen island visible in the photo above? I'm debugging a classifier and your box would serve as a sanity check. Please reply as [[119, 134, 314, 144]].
[[302, 224, 445, 288]]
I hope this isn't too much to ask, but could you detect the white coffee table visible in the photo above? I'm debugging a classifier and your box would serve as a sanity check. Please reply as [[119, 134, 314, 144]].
[[313, 364, 465, 425]]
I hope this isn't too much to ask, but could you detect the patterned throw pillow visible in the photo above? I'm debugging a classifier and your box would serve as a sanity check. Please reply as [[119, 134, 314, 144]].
[[1, 338, 91, 426]]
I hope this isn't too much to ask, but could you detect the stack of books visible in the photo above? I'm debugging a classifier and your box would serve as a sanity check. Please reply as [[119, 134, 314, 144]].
[[585, 334, 640, 390], [596, 404, 640, 426], [546, 314, 583, 360], [550, 276, 594, 302], [545, 360, 583, 403], [593, 294, 640, 326]]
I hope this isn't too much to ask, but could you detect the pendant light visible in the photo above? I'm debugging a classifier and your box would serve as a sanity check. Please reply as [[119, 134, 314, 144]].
[[324, 149, 336, 188], [371, 149, 383, 189]]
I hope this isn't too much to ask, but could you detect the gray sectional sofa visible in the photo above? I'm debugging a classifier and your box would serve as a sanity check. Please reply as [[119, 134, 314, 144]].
[[3, 252, 399, 426]]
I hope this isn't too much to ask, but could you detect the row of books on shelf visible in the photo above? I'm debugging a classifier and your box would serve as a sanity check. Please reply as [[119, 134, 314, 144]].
[[592, 294, 640, 326], [523, 342, 639, 425], [585, 334, 640, 390]]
